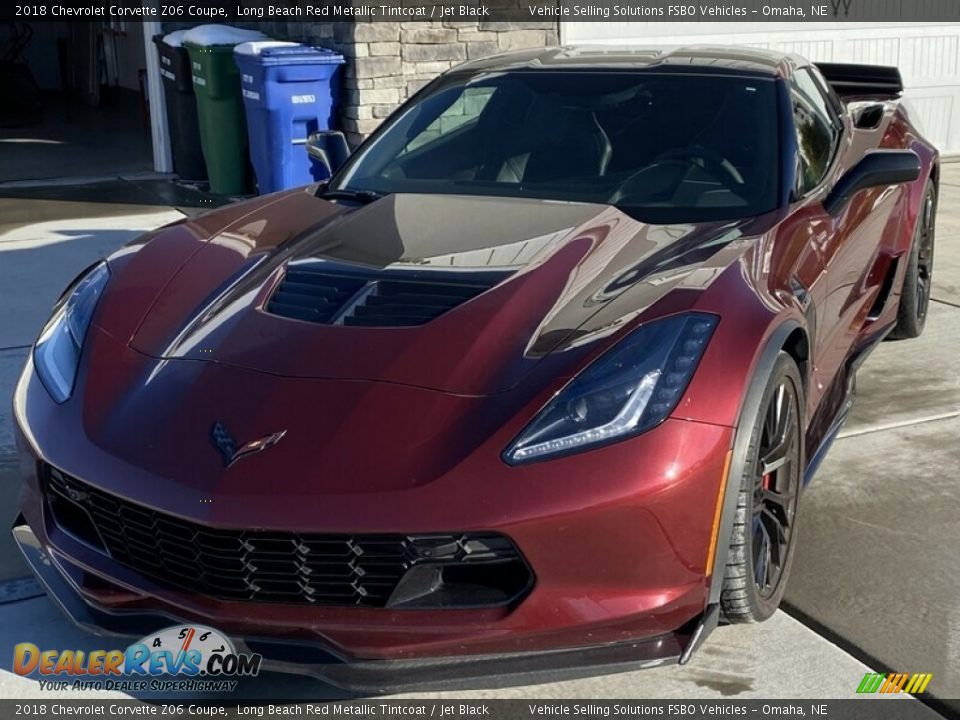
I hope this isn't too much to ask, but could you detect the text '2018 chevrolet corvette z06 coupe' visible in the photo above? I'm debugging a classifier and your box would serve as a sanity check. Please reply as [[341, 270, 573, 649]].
[[12, 46, 937, 690]]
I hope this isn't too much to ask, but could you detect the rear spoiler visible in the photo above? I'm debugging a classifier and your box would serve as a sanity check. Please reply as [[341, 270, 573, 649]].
[[814, 63, 904, 98]]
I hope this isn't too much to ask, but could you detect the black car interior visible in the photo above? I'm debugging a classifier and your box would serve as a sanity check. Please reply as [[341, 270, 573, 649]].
[[341, 71, 780, 222]]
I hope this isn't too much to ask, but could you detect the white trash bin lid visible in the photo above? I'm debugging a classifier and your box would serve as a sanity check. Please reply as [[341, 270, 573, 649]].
[[161, 30, 189, 48], [233, 40, 300, 57], [182, 25, 267, 48]]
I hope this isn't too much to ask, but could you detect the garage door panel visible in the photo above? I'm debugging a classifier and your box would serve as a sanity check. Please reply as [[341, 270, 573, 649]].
[[564, 22, 960, 153], [910, 93, 955, 153], [900, 34, 960, 85], [779, 40, 835, 61]]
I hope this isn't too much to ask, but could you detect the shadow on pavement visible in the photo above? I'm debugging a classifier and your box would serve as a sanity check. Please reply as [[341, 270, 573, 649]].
[[0, 178, 232, 217]]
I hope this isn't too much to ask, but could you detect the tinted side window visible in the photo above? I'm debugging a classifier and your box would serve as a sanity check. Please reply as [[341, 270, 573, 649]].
[[402, 86, 496, 153], [792, 69, 839, 193]]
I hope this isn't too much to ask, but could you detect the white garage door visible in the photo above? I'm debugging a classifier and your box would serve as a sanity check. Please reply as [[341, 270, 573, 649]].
[[562, 23, 960, 154]]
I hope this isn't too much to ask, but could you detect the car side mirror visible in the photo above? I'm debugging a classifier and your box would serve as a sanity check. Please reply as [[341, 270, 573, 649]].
[[305, 131, 350, 180], [823, 150, 921, 216]]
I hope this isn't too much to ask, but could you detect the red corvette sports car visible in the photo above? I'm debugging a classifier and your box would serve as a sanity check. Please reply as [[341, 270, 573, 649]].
[[12, 46, 937, 689]]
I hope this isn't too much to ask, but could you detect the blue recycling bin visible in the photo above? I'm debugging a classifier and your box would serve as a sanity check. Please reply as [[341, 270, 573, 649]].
[[234, 42, 344, 194]]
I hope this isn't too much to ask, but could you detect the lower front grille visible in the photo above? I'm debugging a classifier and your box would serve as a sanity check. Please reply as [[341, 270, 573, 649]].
[[43, 465, 532, 608]]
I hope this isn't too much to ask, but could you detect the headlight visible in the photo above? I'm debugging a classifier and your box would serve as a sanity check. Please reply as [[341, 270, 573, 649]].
[[504, 312, 718, 463], [34, 262, 110, 403]]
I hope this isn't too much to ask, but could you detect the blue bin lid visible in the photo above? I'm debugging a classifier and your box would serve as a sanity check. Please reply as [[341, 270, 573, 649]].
[[234, 42, 344, 66]]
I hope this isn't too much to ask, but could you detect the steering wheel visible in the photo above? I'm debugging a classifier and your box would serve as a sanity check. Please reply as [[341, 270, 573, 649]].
[[654, 145, 744, 186], [611, 144, 744, 204]]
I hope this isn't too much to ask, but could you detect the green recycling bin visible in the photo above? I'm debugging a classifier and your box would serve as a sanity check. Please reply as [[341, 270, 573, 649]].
[[182, 25, 267, 195]]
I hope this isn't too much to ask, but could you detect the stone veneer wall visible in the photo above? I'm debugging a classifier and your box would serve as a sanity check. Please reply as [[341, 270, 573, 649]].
[[246, 20, 560, 146]]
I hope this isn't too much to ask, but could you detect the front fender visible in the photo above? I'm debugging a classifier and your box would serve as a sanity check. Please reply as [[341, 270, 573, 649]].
[[675, 254, 808, 430]]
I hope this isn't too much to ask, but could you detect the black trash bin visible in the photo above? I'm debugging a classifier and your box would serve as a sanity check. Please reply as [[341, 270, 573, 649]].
[[153, 31, 207, 183]]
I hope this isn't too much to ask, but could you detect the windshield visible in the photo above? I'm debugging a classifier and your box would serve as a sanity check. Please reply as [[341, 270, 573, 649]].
[[331, 71, 780, 223]]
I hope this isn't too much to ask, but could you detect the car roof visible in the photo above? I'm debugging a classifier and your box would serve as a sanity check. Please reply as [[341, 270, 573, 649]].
[[454, 45, 803, 78]]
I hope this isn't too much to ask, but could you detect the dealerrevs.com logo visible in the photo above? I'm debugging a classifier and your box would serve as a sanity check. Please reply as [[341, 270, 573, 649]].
[[13, 625, 261, 693]]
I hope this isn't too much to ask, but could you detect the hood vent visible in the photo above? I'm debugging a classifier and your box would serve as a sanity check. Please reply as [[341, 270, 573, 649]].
[[266, 265, 500, 327], [266, 269, 366, 324]]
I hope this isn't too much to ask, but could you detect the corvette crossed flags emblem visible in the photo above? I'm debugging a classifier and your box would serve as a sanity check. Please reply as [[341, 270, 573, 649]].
[[211, 422, 287, 468]]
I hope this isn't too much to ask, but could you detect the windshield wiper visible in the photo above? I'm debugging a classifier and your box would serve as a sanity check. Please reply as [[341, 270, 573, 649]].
[[316, 187, 384, 204]]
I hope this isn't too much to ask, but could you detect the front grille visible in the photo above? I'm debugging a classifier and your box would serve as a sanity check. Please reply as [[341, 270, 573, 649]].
[[44, 466, 530, 608], [265, 264, 502, 327]]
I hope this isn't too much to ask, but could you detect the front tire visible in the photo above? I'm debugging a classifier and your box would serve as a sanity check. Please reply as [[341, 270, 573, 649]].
[[889, 180, 937, 340], [720, 352, 804, 623]]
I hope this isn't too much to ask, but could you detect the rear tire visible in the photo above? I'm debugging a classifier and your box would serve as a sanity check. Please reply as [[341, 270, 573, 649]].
[[889, 181, 937, 340], [720, 352, 804, 623]]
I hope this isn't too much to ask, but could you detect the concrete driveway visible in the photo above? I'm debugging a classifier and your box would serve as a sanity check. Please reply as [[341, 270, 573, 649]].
[[0, 195, 184, 584], [0, 172, 958, 711]]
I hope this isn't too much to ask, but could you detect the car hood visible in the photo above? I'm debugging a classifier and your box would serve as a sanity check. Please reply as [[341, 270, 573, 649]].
[[115, 191, 745, 395]]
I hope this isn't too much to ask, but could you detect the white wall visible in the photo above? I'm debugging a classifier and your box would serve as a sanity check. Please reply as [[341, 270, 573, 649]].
[[562, 22, 960, 154]]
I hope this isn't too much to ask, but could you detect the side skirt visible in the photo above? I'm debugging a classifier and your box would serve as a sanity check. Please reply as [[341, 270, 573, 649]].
[[803, 390, 853, 485], [803, 321, 895, 485]]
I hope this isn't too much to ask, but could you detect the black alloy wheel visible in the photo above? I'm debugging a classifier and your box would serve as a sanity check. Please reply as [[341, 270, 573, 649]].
[[890, 180, 937, 339], [914, 186, 937, 326], [752, 378, 801, 600], [721, 352, 803, 623]]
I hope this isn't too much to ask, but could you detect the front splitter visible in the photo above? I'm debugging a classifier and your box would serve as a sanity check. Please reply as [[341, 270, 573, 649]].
[[12, 517, 696, 694]]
